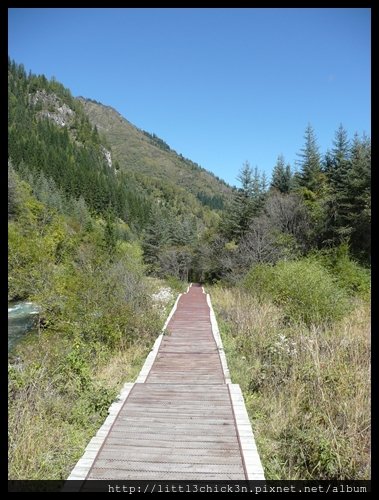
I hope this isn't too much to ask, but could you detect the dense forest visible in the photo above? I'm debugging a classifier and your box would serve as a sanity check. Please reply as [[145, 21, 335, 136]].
[[8, 59, 370, 481]]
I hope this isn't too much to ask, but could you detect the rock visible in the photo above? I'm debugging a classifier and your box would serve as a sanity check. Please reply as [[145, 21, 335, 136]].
[[101, 146, 112, 169], [28, 89, 74, 128]]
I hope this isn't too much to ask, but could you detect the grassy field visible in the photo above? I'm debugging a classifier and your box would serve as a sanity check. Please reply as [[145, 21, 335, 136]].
[[209, 285, 370, 480]]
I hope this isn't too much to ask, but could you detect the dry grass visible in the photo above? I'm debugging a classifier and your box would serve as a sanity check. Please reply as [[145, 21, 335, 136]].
[[95, 342, 152, 389], [8, 277, 179, 480], [8, 335, 159, 480], [210, 286, 371, 480], [8, 337, 154, 480]]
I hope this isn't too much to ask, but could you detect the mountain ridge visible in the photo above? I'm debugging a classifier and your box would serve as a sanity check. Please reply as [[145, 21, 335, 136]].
[[77, 96, 233, 212]]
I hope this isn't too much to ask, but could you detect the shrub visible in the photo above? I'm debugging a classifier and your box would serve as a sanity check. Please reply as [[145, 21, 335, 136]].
[[243, 258, 350, 325], [312, 244, 370, 300]]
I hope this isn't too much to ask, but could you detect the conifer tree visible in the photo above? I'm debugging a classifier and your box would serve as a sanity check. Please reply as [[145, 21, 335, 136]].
[[271, 154, 293, 193], [326, 124, 351, 191], [296, 124, 323, 193], [347, 133, 371, 261], [224, 162, 255, 241]]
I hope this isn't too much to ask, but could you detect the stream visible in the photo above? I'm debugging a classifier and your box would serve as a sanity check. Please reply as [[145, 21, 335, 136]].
[[8, 302, 40, 353]]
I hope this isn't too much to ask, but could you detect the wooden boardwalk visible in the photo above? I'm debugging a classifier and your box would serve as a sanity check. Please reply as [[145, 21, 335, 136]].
[[67, 284, 265, 481]]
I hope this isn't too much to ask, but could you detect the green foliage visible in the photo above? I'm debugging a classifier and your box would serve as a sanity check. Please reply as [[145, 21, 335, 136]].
[[222, 162, 267, 241], [8, 161, 21, 219], [8, 172, 163, 479], [8, 172, 70, 301], [141, 203, 197, 279], [103, 213, 117, 257], [270, 155, 293, 194], [311, 244, 370, 299], [243, 258, 350, 325], [164, 275, 188, 293], [296, 123, 324, 194]]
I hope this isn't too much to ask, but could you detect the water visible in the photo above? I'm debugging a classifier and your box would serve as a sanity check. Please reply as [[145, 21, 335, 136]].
[[8, 302, 40, 353]]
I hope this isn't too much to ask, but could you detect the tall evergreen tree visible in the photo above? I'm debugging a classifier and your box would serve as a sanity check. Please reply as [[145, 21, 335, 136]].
[[222, 162, 267, 241], [322, 125, 353, 246], [347, 133, 371, 261], [296, 124, 323, 193], [141, 205, 172, 271], [325, 124, 351, 191], [223, 162, 255, 241], [271, 154, 293, 193]]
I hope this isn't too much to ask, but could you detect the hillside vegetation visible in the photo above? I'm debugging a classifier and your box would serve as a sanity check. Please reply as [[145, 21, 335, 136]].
[[79, 97, 232, 212], [209, 248, 370, 479]]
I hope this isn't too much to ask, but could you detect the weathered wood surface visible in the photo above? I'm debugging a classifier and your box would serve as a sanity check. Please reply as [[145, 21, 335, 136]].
[[68, 283, 265, 481]]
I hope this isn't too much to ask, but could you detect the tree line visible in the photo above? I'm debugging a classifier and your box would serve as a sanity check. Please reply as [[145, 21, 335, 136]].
[[156, 123, 370, 282]]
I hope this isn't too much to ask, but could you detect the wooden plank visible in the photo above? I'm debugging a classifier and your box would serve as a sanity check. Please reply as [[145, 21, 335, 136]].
[[100, 445, 241, 457], [100, 450, 243, 464], [111, 425, 237, 436], [103, 438, 241, 450], [85, 470, 245, 480], [90, 460, 244, 474], [103, 431, 238, 443]]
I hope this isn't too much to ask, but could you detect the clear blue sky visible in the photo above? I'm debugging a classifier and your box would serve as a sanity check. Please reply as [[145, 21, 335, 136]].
[[8, 8, 370, 187]]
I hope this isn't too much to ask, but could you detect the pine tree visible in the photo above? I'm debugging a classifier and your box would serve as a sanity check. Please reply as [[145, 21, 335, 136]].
[[347, 133, 371, 261], [296, 124, 324, 193], [322, 125, 352, 245], [141, 205, 172, 271], [271, 154, 293, 193], [222, 162, 269, 242], [325, 124, 351, 191], [223, 162, 255, 241]]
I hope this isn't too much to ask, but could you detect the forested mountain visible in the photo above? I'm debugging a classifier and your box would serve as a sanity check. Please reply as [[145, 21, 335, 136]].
[[78, 97, 232, 212], [8, 59, 231, 229], [8, 58, 370, 286], [8, 59, 236, 282]]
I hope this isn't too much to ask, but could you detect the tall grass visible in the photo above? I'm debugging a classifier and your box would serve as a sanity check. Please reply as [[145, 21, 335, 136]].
[[8, 329, 155, 479], [8, 278, 174, 480], [210, 286, 370, 479]]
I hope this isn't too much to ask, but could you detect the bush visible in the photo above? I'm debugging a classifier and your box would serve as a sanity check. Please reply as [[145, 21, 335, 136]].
[[243, 259, 350, 325], [312, 244, 370, 300]]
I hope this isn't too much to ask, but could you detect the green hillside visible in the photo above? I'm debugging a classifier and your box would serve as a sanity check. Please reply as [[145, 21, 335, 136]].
[[78, 97, 233, 212], [8, 60, 236, 280]]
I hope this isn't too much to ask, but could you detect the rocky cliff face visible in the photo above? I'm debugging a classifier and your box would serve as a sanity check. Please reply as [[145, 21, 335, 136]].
[[29, 89, 74, 127], [101, 145, 112, 169]]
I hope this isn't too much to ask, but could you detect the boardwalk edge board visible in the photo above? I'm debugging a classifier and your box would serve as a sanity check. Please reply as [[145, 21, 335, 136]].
[[206, 293, 232, 384], [228, 385, 265, 480]]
